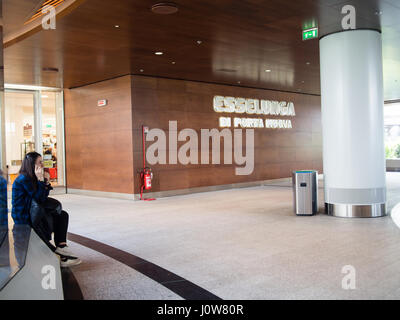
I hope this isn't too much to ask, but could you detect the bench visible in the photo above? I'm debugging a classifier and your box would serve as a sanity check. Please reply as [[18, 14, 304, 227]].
[[0, 225, 64, 300]]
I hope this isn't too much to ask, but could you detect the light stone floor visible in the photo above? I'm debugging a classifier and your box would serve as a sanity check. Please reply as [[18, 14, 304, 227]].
[[54, 173, 400, 300], [65, 241, 182, 300]]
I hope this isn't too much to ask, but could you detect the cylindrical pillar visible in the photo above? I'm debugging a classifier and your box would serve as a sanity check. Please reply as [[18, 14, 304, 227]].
[[319, 29, 386, 218]]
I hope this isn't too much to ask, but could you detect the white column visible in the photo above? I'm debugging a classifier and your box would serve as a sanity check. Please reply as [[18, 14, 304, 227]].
[[319, 29, 386, 217]]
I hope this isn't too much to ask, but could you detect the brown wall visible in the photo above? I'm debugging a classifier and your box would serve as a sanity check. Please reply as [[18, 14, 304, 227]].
[[64, 75, 134, 194], [131, 76, 322, 194], [64, 75, 322, 196]]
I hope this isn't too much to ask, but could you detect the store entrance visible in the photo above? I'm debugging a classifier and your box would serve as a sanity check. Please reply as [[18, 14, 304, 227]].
[[3, 89, 65, 190]]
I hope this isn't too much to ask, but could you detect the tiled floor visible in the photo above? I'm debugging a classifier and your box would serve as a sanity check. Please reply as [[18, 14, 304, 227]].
[[65, 241, 182, 300], [54, 173, 400, 300]]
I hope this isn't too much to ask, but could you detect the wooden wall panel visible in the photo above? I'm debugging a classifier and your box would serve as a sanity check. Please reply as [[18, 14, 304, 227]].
[[131, 75, 323, 194], [64, 75, 134, 194], [64, 74, 322, 196]]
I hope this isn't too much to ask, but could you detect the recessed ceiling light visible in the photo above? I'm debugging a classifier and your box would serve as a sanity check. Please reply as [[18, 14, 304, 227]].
[[155, 52, 164, 55], [172, 61, 176, 64], [42, 67, 59, 73], [301, 81, 305, 83], [237, 81, 241, 84], [265, 69, 271, 72], [140, 69, 144, 73], [306, 62, 311, 65], [151, 2, 178, 14], [197, 40, 202, 45], [114, 25, 120, 28], [217, 68, 237, 73]]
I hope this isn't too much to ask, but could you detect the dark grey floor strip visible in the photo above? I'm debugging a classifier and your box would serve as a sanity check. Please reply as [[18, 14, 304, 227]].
[[61, 267, 84, 300], [67, 232, 222, 300]]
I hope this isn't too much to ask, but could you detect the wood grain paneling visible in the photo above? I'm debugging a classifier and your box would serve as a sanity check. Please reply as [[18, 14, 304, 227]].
[[132, 75, 323, 194], [64, 74, 322, 195], [64, 75, 134, 194], [4, 0, 400, 100]]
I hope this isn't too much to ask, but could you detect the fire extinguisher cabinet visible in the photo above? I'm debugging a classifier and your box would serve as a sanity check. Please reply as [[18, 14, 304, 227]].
[[292, 170, 318, 216]]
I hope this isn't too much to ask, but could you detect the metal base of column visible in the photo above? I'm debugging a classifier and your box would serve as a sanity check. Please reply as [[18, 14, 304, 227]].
[[325, 203, 386, 218]]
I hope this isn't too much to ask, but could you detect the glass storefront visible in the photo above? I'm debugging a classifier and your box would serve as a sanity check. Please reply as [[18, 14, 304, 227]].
[[41, 91, 65, 187], [384, 102, 400, 159], [2, 88, 65, 189]]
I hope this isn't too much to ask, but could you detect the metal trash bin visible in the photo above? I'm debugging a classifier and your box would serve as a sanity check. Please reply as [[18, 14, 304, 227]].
[[292, 170, 318, 216]]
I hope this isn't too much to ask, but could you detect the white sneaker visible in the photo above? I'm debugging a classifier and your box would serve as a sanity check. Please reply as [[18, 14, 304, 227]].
[[55, 245, 78, 259], [60, 255, 82, 268]]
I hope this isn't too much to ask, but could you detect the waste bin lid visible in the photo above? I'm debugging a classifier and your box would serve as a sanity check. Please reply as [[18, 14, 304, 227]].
[[294, 170, 316, 173]]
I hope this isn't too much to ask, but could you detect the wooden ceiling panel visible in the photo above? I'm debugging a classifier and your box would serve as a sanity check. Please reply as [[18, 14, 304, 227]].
[[3, 0, 40, 34], [2, 0, 400, 99]]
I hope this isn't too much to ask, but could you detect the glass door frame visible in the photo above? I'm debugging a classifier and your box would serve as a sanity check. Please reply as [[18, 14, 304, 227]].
[[1, 86, 66, 188]]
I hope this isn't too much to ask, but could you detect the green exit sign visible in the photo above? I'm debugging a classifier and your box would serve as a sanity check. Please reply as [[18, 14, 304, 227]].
[[302, 28, 318, 41]]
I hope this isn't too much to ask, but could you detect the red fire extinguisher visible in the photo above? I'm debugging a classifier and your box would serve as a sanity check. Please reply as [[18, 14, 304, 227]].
[[142, 168, 153, 190], [140, 126, 156, 201]]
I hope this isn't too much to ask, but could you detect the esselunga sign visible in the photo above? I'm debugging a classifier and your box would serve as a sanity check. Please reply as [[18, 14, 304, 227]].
[[213, 96, 296, 129]]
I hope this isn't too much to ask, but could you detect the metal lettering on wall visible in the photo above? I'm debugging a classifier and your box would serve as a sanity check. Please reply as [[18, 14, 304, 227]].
[[213, 96, 296, 129]]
